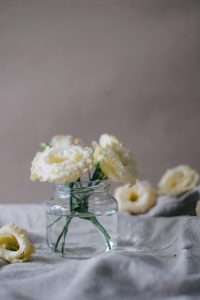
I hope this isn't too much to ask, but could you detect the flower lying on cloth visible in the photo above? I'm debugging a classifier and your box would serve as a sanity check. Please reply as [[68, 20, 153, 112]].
[[31, 145, 93, 184], [0, 224, 35, 263], [93, 134, 137, 186], [115, 180, 157, 214], [31, 133, 137, 254], [158, 165, 199, 197]]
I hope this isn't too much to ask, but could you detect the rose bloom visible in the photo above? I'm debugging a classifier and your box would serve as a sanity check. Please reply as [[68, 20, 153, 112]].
[[158, 165, 199, 197], [115, 180, 157, 214], [93, 134, 137, 186], [0, 224, 35, 263], [31, 145, 93, 184], [50, 135, 83, 148]]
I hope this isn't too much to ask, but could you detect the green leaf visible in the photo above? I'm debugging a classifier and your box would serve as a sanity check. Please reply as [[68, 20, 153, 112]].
[[40, 142, 51, 150]]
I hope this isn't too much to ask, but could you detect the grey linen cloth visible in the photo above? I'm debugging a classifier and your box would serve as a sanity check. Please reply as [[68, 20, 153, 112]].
[[148, 187, 200, 217], [0, 202, 200, 300]]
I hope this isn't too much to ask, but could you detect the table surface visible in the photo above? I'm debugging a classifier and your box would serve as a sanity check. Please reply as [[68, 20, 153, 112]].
[[0, 204, 200, 300]]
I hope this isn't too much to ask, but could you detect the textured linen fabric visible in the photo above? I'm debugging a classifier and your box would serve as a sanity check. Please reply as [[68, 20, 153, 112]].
[[0, 205, 200, 300], [148, 187, 200, 217]]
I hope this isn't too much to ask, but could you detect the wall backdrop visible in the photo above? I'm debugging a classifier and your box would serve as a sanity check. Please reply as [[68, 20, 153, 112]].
[[0, 0, 200, 203]]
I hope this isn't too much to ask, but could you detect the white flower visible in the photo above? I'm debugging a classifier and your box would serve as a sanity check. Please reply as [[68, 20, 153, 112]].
[[158, 165, 199, 196], [31, 145, 93, 184], [115, 180, 157, 214], [196, 201, 200, 216], [93, 134, 137, 185], [50, 135, 83, 148], [0, 224, 35, 263], [99, 133, 122, 147]]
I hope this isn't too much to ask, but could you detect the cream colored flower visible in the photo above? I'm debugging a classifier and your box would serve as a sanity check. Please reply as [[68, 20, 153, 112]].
[[50, 135, 83, 148], [115, 180, 157, 214], [0, 224, 35, 263], [93, 134, 137, 185], [31, 145, 93, 184], [99, 133, 122, 147], [196, 201, 200, 216], [158, 165, 199, 196]]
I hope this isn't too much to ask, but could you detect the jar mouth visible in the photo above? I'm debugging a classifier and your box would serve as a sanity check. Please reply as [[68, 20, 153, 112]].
[[54, 180, 110, 194]]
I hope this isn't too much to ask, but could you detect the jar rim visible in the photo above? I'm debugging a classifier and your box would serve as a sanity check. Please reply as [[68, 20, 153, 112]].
[[54, 180, 110, 194]]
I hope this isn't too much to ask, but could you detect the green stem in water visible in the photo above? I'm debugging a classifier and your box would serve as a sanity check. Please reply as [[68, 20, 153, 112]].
[[47, 216, 62, 229], [80, 216, 111, 250], [53, 173, 111, 254], [68, 182, 75, 213], [54, 216, 72, 252], [61, 216, 72, 254], [54, 183, 75, 252]]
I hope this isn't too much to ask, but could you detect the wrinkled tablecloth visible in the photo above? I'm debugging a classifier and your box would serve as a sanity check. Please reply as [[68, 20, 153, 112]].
[[0, 196, 200, 300]]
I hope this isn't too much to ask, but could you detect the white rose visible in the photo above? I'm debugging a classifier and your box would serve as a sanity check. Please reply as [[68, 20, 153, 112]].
[[158, 165, 199, 196], [93, 134, 137, 185], [0, 224, 35, 263], [31, 145, 93, 184], [50, 135, 83, 148], [115, 180, 157, 214], [196, 201, 200, 216]]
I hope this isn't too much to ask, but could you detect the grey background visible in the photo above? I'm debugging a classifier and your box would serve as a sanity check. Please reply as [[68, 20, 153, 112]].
[[0, 0, 199, 203]]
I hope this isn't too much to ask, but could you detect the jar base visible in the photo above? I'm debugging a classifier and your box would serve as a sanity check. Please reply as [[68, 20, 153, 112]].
[[47, 241, 116, 259]]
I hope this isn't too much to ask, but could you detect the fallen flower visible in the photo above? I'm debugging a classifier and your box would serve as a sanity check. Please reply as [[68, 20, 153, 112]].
[[0, 224, 36, 263]]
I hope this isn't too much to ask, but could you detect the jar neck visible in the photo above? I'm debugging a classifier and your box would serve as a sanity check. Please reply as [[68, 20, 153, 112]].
[[54, 180, 110, 197]]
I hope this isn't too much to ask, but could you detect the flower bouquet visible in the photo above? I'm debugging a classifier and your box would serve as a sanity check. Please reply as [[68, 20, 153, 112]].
[[31, 134, 137, 257]]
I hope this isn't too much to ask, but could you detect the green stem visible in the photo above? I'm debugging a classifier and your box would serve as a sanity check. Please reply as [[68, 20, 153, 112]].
[[53, 174, 111, 254], [90, 163, 100, 181], [80, 216, 111, 250], [47, 216, 62, 229], [68, 182, 74, 213], [61, 216, 72, 254], [54, 183, 75, 252], [54, 216, 72, 252]]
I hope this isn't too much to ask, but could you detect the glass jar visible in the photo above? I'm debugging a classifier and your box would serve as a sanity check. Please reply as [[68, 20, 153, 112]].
[[46, 181, 118, 258]]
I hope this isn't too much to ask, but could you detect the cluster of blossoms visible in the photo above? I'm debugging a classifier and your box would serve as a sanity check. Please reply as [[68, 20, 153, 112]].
[[31, 133, 137, 186], [4, 137, 199, 264], [115, 165, 199, 215], [31, 134, 200, 216]]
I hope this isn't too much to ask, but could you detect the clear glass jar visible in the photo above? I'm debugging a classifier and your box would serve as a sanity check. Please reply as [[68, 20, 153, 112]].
[[46, 181, 118, 258]]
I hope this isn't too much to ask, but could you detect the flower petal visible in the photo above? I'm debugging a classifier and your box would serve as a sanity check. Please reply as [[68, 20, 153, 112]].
[[50, 135, 84, 148]]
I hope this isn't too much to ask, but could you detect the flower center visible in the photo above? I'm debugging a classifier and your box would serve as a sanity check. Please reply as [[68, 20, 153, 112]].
[[48, 154, 68, 164], [75, 153, 83, 162], [0, 235, 19, 251], [170, 172, 184, 188], [129, 191, 138, 202]]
